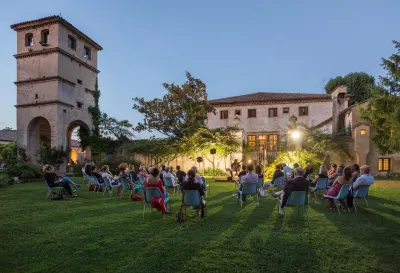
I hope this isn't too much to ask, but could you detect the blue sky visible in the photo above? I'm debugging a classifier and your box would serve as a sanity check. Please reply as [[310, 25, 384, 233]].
[[0, 0, 398, 137]]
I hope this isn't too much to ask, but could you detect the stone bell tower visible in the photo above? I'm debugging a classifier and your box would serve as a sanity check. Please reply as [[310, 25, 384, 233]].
[[11, 16, 102, 172]]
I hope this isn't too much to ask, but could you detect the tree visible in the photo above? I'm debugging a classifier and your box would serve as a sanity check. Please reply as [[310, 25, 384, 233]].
[[324, 72, 376, 105], [133, 71, 215, 139], [361, 41, 400, 155]]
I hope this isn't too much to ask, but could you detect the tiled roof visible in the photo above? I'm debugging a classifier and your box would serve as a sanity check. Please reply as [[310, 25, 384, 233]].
[[0, 130, 80, 147], [0, 130, 17, 142], [209, 92, 331, 105], [10, 15, 102, 50]]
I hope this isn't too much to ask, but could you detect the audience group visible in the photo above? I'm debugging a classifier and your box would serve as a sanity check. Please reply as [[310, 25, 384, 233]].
[[235, 161, 375, 215], [44, 159, 375, 217]]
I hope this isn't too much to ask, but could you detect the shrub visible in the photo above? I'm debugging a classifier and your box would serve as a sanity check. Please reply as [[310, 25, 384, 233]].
[[264, 150, 324, 180], [0, 175, 14, 188], [202, 168, 227, 176], [6, 162, 42, 181]]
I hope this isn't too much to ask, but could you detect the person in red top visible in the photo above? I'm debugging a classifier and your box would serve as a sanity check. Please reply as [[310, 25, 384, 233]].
[[328, 164, 337, 176], [145, 167, 167, 215]]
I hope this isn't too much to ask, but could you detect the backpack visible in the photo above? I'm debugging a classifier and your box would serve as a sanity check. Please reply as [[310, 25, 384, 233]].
[[51, 192, 63, 200]]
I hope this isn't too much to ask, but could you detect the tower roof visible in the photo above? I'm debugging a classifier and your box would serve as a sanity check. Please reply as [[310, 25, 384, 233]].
[[10, 15, 102, 50]]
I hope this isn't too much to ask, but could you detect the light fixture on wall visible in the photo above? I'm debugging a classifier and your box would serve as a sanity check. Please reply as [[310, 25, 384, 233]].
[[291, 130, 301, 140], [233, 115, 241, 128]]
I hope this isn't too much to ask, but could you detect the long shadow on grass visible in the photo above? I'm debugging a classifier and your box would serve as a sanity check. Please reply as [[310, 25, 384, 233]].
[[310, 196, 400, 272]]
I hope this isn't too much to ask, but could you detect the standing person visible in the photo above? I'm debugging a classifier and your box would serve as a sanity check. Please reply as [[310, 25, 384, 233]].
[[231, 159, 241, 177], [263, 165, 284, 190], [182, 169, 205, 217], [325, 166, 352, 209], [328, 164, 337, 176], [176, 166, 186, 185], [145, 167, 167, 215], [275, 167, 309, 215], [351, 164, 360, 183], [237, 164, 258, 201], [43, 165, 78, 197]]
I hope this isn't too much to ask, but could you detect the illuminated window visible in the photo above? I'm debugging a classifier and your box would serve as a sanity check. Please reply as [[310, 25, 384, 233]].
[[268, 108, 278, 117], [299, 106, 308, 116], [248, 109, 257, 118], [283, 107, 290, 114], [360, 129, 366, 135], [247, 135, 256, 150], [220, 110, 228, 119], [378, 158, 391, 172], [268, 134, 279, 151]]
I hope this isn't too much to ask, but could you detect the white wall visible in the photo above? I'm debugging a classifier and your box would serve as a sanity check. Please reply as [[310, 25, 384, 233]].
[[207, 101, 333, 134]]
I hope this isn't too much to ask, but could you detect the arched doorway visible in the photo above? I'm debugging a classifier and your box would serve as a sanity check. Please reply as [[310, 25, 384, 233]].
[[26, 117, 51, 161], [66, 120, 91, 166]]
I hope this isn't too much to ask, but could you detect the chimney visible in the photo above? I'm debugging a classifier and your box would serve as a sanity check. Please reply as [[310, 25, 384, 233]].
[[331, 86, 349, 132]]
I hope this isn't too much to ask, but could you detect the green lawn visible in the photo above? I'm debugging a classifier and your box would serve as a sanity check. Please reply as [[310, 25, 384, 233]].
[[0, 179, 399, 273]]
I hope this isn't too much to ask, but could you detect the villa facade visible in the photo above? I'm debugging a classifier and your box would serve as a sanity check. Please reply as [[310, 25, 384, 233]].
[[208, 86, 400, 174]]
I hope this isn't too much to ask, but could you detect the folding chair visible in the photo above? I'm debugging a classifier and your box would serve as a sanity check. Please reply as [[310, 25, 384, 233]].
[[164, 176, 179, 195], [279, 191, 309, 229], [90, 176, 103, 194], [143, 187, 171, 219], [352, 185, 370, 212], [44, 181, 64, 199], [272, 176, 284, 194], [323, 184, 351, 214], [102, 176, 120, 196], [238, 183, 259, 208], [310, 178, 328, 200], [182, 190, 207, 217], [120, 178, 132, 200]]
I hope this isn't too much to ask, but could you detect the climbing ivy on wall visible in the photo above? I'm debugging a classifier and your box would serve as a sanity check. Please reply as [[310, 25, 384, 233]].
[[89, 77, 101, 137]]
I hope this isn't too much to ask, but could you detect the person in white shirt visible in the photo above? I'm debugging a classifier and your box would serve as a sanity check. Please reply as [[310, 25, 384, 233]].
[[282, 163, 292, 178], [347, 165, 374, 208]]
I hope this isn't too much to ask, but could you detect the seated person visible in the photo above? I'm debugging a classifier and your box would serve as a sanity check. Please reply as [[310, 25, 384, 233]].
[[255, 165, 264, 180], [84, 163, 92, 177], [176, 166, 186, 185], [230, 159, 241, 177], [351, 164, 360, 183], [237, 164, 258, 201], [325, 166, 352, 209], [238, 165, 247, 179], [282, 163, 292, 178], [185, 166, 203, 186], [347, 165, 374, 208], [90, 166, 103, 184], [303, 163, 314, 180], [182, 169, 205, 217], [310, 165, 328, 189], [118, 163, 130, 181], [43, 165, 78, 197], [274, 167, 309, 215], [145, 167, 167, 215], [328, 163, 337, 176], [328, 165, 344, 186], [129, 165, 138, 182], [263, 165, 284, 190], [102, 165, 121, 194]]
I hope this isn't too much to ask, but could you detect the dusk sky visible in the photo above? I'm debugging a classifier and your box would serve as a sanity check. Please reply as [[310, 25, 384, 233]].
[[0, 0, 398, 137]]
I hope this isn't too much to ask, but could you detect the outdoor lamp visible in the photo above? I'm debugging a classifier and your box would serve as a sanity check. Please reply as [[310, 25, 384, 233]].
[[291, 130, 301, 140], [233, 115, 241, 128]]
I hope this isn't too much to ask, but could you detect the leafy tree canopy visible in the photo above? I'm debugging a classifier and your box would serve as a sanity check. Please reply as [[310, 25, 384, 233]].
[[324, 72, 376, 105], [133, 71, 215, 139], [361, 40, 400, 155]]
